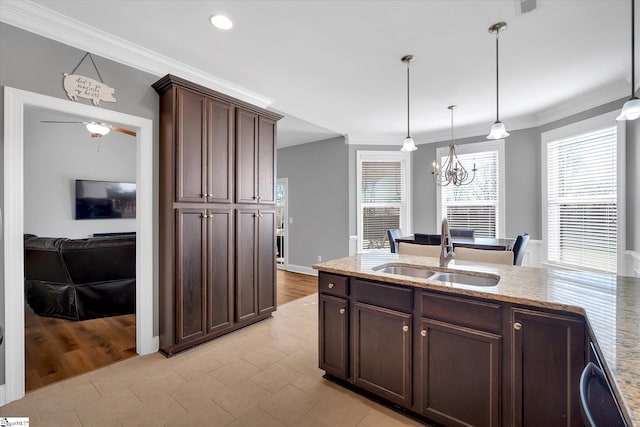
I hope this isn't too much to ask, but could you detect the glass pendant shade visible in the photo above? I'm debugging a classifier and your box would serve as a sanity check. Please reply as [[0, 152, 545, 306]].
[[85, 122, 110, 136], [401, 136, 417, 152], [617, 98, 640, 121], [487, 121, 510, 139]]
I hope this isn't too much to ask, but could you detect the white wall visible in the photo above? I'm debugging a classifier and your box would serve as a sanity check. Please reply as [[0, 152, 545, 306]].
[[24, 108, 136, 238]]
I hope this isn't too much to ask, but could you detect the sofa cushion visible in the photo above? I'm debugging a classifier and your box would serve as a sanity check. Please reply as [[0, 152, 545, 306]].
[[24, 237, 70, 283], [60, 236, 135, 284]]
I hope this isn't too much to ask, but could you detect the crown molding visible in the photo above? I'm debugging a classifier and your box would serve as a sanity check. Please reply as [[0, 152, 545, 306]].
[[0, 0, 273, 109]]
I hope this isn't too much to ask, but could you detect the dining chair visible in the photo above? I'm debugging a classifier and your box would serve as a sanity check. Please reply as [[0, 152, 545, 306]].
[[579, 362, 627, 427], [398, 242, 441, 257], [512, 233, 530, 266], [450, 228, 475, 238], [414, 233, 441, 245], [454, 247, 513, 265], [386, 229, 403, 253]]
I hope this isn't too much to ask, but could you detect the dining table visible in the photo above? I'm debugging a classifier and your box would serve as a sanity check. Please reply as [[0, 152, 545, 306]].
[[396, 235, 515, 251]]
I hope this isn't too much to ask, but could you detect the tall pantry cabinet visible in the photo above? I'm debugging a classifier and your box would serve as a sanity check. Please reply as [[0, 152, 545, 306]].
[[153, 75, 282, 356]]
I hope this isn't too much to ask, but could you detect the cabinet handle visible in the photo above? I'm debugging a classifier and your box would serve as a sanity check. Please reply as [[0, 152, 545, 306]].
[[339, 308, 345, 314], [201, 213, 207, 219], [420, 330, 427, 337], [514, 322, 522, 331], [402, 325, 409, 332], [328, 283, 335, 289], [257, 196, 262, 201], [200, 193, 205, 198]]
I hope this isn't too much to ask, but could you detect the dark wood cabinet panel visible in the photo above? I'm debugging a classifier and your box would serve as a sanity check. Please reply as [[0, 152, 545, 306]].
[[511, 307, 585, 427], [257, 117, 276, 204], [236, 209, 257, 321], [257, 210, 276, 314], [176, 89, 207, 203], [207, 100, 234, 204], [236, 109, 258, 204], [419, 318, 502, 427], [319, 294, 349, 379], [353, 301, 412, 407], [175, 209, 207, 343], [206, 209, 234, 334]]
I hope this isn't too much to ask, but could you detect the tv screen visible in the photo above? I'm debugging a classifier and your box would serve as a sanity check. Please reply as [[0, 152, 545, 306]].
[[75, 179, 136, 220]]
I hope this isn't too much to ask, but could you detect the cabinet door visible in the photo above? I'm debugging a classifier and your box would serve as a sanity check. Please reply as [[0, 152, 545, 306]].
[[176, 88, 207, 203], [236, 209, 257, 321], [206, 209, 234, 334], [207, 100, 234, 204], [319, 294, 349, 379], [175, 209, 207, 342], [257, 209, 276, 314], [257, 117, 276, 204], [511, 308, 585, 427], [420, 318, 502, 427], [353, 301, 412, 407], [236, 109, 258, 204]]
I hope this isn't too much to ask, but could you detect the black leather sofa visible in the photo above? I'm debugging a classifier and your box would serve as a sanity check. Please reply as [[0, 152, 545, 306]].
[[24, 235, 136, 321]]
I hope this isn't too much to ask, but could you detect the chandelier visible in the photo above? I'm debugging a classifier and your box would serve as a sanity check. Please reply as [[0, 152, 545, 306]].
[[432, 105, 477, 186]]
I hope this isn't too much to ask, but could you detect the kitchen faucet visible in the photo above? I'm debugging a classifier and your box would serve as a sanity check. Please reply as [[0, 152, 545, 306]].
[[440, 218, 455, 267]]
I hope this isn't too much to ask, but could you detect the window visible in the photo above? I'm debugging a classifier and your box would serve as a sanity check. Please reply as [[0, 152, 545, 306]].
[[542, 112, 623, 273], [437, 140, 505, 238], [357, 151, 411, 252]]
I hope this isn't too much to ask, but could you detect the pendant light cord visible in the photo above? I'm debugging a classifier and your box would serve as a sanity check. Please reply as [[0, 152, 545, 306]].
[[495, 31, 500, 122], [633, 0, 636, 98], [407, 61, 411, 137]]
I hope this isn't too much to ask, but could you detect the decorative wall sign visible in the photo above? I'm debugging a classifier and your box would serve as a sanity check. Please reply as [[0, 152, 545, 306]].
[[62, 52, 116, 106]]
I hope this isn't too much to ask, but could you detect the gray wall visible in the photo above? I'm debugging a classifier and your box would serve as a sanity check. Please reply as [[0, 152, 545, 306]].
[[1, 23, 161, 385], [627, 119, 640, 251], [24, 109, 137, 238], [277, 136, 350, 267]]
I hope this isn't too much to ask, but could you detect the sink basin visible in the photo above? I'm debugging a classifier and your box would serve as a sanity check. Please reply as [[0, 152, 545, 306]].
[[430, 272, 499, 287], [375, 265, 435, 279], [374, 263, 500, 287]]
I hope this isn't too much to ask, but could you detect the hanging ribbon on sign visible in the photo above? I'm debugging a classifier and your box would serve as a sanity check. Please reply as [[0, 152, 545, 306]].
[[62, 52, 117, 106]]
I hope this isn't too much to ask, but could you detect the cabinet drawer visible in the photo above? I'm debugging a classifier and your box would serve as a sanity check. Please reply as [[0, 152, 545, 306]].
[[421, 291, 502, 333], [352, 279, 412, 312], [319, 272, 348, 297]]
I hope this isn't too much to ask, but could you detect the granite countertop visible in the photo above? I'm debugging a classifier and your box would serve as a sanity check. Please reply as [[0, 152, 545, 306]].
[[313, 253, 640, 426]]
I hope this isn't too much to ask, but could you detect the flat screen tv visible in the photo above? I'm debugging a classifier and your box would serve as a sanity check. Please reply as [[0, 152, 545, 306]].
[[75, 179, 136, 220]]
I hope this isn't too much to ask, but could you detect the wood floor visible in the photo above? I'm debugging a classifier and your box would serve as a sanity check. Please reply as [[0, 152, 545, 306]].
[[25, 270, 318, 391]]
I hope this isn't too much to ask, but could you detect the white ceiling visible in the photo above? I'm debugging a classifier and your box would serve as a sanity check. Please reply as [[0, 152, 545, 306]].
[[6, 0, 637, 148]]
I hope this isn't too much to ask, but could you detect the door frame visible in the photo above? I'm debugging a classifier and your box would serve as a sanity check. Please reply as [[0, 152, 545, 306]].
[[3, 87, 157, 405], [276, 177, 289, 270]]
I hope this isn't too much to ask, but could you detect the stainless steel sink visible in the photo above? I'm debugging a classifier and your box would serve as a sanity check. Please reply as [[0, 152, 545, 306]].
[[430, 272, 499, 287], [375, 265, 435, 279], [374, 263, 500, 287]]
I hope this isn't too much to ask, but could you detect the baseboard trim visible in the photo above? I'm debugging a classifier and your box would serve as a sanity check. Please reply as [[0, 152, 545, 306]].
[[285, 264, 318, 276]]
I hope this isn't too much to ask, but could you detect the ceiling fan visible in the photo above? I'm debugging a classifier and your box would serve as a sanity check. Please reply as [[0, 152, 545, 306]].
[[40, 120, 137, 138]]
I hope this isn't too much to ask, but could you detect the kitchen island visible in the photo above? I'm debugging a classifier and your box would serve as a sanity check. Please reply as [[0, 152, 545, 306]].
[[313, 253, 639, 427]]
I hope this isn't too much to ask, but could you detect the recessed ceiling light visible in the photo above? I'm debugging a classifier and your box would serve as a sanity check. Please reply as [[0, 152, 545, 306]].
[[210, 14, 233, 30]]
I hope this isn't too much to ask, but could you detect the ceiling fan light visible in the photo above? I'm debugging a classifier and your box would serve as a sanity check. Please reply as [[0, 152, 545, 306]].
[[400, 136, 417, 152], [210, 14, 233, 30], [86, 122, 110, 136], [617, 98, 640, 121], [487, 121, 510, 140]]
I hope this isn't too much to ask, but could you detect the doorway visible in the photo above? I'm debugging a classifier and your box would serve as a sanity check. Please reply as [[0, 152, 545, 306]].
[[3, 87, 155, 406], [276, 178, 288, 269]]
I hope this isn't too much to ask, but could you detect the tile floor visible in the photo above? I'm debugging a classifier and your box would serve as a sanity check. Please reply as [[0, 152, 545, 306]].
[[1, 294, 425, 426]]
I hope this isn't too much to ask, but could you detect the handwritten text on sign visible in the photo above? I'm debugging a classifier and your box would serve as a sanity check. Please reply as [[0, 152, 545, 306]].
[[62, 73, 116, 105]]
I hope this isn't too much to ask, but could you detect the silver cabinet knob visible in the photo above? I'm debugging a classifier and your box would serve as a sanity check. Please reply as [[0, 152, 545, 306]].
[[328, 283, 335, 289], [402, 325, 409, 332], [420, 330, 427, 337], [339, 308, 345, 314], [514, 322, 522, 331]]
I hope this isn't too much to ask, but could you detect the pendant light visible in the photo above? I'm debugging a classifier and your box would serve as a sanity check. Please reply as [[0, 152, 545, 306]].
[[487, 22, 510, 139], [400, 55, 418, 152], [618, 0, 640, 120]]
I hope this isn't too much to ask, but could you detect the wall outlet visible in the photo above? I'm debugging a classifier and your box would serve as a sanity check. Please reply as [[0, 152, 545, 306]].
[[317, 255, 322, 262]]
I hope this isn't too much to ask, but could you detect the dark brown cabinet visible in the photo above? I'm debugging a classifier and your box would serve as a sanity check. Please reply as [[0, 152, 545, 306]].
[[236, 110, 276, 205], [236, 209, 276, 322], [511, 307, 585, 427], [154, 75, 281, 356], [319, 294, 349, 379]]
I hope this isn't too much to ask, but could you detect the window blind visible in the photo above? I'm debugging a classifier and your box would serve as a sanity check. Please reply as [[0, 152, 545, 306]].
[[441, 150, 499, 238], [360, 161, 405, 250], [546, 126, 617, 273]]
